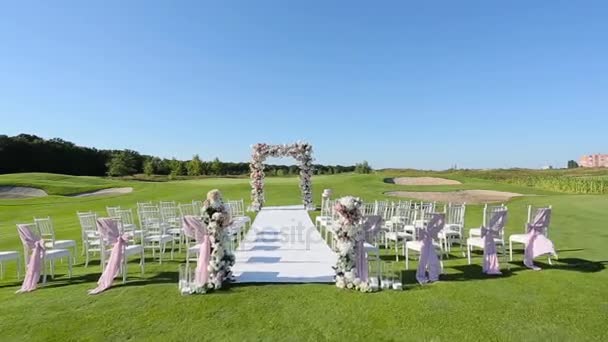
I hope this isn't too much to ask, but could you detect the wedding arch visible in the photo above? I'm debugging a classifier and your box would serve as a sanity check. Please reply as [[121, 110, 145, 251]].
[[249, 142, 314, 211]]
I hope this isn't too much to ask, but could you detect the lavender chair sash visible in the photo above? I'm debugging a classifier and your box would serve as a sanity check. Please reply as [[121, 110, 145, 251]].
[[524, 208, 556, 270], [481, 210, 507, 275], [355, 215, 383, 282], [89, 218, 129, 295], [416, 213, 444, 284], [182, 216, 211, 286], [16, 224, 45, 293]]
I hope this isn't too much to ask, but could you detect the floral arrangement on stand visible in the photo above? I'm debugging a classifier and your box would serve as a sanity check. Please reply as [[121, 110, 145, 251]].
[[249, 142, 314, 211], [333, 196, 373, 292], [191, 189, 235, 294]]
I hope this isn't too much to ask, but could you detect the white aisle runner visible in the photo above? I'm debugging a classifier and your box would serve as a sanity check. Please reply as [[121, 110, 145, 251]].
[[232, 205, 337, 283]]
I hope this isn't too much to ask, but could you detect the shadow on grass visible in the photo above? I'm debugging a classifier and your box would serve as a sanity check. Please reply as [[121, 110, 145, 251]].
[[508, 258, 607, 273]]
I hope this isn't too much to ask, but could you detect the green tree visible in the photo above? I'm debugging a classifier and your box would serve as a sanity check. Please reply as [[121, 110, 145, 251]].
[[567, 160, 579, 169], [169, 158, 186, 177], [187, 154, 203, 176], [143, 158, 155, 176], [210, 157, 223, 175], [106, 150, 137, 176], [354, 161, 372, 174]]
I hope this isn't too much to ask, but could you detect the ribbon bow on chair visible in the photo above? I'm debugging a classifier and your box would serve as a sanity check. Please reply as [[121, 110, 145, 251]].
[[89, 218, 129, 295], [524, 208, 556, 271], [16, 224, 46, 293], [182, 216, 211, 286], [355, 215, 383, 282], [416, 213, 444, 284], [481, 210, 507, 275]]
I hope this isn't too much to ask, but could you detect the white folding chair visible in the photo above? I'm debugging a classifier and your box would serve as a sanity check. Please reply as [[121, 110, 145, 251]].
[[98, 218, 145, 282], [439, 203, 466, 253], [469, 204, 506, 238], [116, 209, 144, 242], [404, 212, 446, 271], [385, 206, 416, 261], [509, 205, 553, 263], [467, 208, 509, 265], [140, 206, 174, 263], [78, 212, 101, 267], [18, 223, 72, 284], [34, 217, 77, 264]]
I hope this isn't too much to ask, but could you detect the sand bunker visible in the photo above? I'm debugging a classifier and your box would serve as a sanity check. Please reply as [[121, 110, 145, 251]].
[[386, 190, 524, 204], [0, 186, 48, 199], [389, 177, 461, 186], [72, 187, 133, 197]]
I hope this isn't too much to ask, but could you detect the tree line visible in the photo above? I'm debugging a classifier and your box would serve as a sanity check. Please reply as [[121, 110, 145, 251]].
[[0, 134, 362, 177]]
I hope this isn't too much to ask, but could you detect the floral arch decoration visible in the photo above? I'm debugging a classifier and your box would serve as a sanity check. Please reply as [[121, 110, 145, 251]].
[[249, 142, 314, 211]]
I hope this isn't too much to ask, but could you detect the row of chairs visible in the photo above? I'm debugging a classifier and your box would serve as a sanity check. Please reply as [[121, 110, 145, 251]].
[[79, 199, 251, 267], [0, 198, 252, 288], [317, 198, 554, 275]]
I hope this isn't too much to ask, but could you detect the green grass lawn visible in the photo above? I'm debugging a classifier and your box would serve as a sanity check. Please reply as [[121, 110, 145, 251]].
[[0, 172, 607, 341]]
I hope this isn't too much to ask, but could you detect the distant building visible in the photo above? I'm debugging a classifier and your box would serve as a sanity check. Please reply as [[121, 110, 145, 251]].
[[579, 154, 608, 168]]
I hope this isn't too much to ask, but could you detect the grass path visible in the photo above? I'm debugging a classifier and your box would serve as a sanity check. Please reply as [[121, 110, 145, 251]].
[[0, 173, 607, 341]]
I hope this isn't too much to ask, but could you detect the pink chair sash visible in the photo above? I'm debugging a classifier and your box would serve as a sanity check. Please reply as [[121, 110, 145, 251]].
[[482, 210, 507, 275], [524, 208, 556, 270], [355, 215, 383, 282], [182, 216, 211, 286], [16, 224, 45, 293], [89, 218, 129, 295], [416, 213, 444, 284]]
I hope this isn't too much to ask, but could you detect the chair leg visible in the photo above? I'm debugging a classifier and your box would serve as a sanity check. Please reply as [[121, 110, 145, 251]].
[[140, 250, 145, 275], [405, 246, 409, 270], [509, 240, 513, 261], [159, 244, 165, 264], [0, 262, 4, 279], [123, 258, 127, 284], [171, 239, 175, 260], [467, 244, 471, 265], [395, 240, 399, 262], [68, 256, 73, 278]]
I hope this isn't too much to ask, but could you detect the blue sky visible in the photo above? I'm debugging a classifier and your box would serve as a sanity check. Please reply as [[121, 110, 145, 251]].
[[1, 1, 607, 169]]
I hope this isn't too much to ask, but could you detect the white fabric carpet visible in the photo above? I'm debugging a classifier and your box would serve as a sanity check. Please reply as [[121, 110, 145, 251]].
[[232, 205, 337, 283]]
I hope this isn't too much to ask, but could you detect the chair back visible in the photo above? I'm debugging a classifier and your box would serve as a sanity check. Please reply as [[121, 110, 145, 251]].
[[526, 205, 552, 235], [182, 215, 207, 242], [528, 207, 551, 236], [420, 213, 445, 240], [192, 200, 203, 216], [137, 202, 152, 209], [96, 217, 122, 245], [225, 200, 242, 217], [179, 203, 196, 217], [106, 206, 121, 218], [446, 203, 466, 226], [78, 213, 98, 237], [361, 215, 383, 243], [487, 209, 508, 235], [33, 217, 55, 245], [160, 205, 179, 224], [160, 201, 176, 210], [139, 206, 164, 234], [17, 223, 41, 249], [483, 204, 506, 226]]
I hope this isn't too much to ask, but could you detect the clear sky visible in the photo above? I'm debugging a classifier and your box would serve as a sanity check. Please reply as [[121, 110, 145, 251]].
[[1, 1, 607, 169]]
